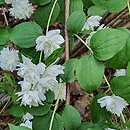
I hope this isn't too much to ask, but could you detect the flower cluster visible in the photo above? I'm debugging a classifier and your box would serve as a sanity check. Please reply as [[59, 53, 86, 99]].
[[36, 29, 64, 59], [0, 47, 19, 72], [82, 16, 102, 31], [20, 112, 33, 129], [16, 55, 65, 107], [5, 0, 34, 19], [0, 46, 65, 107], [82, 16, 107, 46], [98, 96, 128, 116]]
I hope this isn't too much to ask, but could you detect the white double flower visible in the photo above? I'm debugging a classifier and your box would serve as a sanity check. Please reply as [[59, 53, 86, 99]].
[[36, 29, 64, 59]]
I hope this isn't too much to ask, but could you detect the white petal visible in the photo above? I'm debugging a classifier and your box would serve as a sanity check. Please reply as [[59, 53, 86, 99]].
[[47, 29, 60, 37]]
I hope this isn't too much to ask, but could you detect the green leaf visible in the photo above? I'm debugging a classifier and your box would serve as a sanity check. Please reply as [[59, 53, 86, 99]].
[[0, 0, 5, 4], [90, 94, 111, 123], [82, 0, 94, 9], [67, 10, 86, 33], [90, 28, 128, 61], [92, 0, 127, 13], [62, 104, 81, 130], [77, 122, 107, 130], [30, 0, 51, 5], [88, 5, 107, 16], [64, 58, 78, 83], [0, 45, 5, 50], [110, 76, 130, 104], [70, 0, 83, 13], [34, 1, 60, 28], [26, 103, 51, 116], [21, 47, 41, 64], [76, 55, 104, 93], [10, 22, 42, 48], [32, 111, 63, 130], [45, 90, 55, 103], [127, 61, 130, 76], [9, 124, 31, 130], [45, 47, 64, 66], [0, 29, 9, 45], [106, 28, 130, 69], [57, 0, 65, 24], [10, 104, 25, 117]]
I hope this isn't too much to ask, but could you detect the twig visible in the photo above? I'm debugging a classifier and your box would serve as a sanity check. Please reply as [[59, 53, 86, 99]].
[[65, 0, 70, 104], [2, 7, 9, 26], [0, 96, 10, 115]]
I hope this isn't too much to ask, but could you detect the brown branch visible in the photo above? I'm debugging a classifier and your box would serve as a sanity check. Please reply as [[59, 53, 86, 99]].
[[2, 7, 9, 26], [65, 0, 70, 104]]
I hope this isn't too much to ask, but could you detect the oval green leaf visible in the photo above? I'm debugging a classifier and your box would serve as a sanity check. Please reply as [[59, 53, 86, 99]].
[[70, 0, 83, 13], [92, 0, 127, 13], [90, 28, 128, 61], [88, 5, 107, 16], [0, 29, 9, 45], [10, 22, 42, 48], [32, 111, 63, 130], [64, 58, 78, 83], [62, 104, 81, 130], [110, 76, 130, 104], [67, 10, 86, 33], [107, 28, 130, 69], [76, 55, 104, 93]]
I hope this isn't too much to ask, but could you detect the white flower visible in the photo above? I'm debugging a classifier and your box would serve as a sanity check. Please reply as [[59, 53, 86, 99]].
[[36, 29, 64, 59], [82, 16, 102, 31], [5, 0, 17, 4], [8, 0, 34, 19], [20, 120, 32, 129], [0, 47, 19, 72], [22, 113, 33, 122], [97, 96, 128, 116], [44, 64, 64, 77], [16, 56, 46, 84], [105, 128, 116, 130], [20, 112, 33, 129], [16, 81, 46, 107], [114, 69, 126, 77], [16, 55, 65, 107]]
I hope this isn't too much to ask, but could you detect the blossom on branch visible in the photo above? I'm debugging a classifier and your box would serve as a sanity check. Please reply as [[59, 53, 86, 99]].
[[0, 47, 19, 72], [82, 16, 102, 31], [98, 96, 128, 116], [16, 55, 65, 107], [36, 29, 64, 59], [20, 112, 33, 129], [5, 0, 34, 19]]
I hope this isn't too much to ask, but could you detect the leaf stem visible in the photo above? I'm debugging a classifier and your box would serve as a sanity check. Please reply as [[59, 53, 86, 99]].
[[127, 0, 130, 15], [39, 51, 43, 63], [39, 0, 58, 63], [74, 34, 93, 54], [46, 0, 58, 34], [103, 75, 114, 95], [49, 84, 64, 130]]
